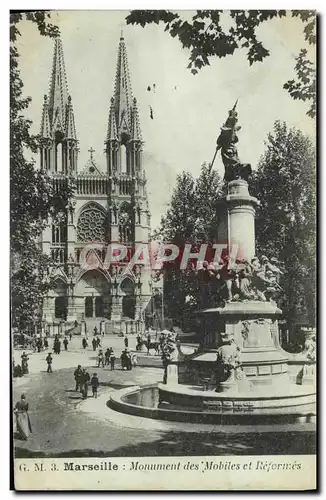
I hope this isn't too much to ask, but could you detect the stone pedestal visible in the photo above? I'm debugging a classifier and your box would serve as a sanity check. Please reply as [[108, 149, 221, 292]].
[[216, 301, 288, 386], [226, 179, 258, 261]]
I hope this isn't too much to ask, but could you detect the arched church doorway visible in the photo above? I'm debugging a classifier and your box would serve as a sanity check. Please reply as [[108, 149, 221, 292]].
[[75, 269, 111, 320], [122, 296, 136, 319], [95, 296, 104, 317], [121, 277, 136, 319], [55, 297, 67, 320], [85, 297, 93, 318]]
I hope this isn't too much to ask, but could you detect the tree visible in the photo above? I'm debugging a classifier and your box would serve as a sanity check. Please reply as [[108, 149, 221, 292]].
[[126, 10, 316, 117], [10, 12, 71, 332], [251, 121, 316, 329], [154, 165, 223, 327]]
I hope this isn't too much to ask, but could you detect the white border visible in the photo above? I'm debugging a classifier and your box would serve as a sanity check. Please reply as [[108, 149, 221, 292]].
[[3, 2, 323, 499]]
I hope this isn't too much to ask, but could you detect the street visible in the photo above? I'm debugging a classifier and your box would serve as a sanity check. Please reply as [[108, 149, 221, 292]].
[[13, 335, 316, 458]]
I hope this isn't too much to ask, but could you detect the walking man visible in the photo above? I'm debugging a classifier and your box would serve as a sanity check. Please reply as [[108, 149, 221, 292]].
[[105, 348, 112, 366], [82, 337, 88, 350], [124, 336, 129, 348], [63, 337, 69, 351], [97, 350, 104, 368], [46, 353, 53, 373], [74, 365, 83, 391], [36, 338, 42, 353], [81, 369, 90, 399], [21, 352, 29, 375], [91, 373, 99, 398], [92, 337, 97, 351], [110, 352, 116, 371]]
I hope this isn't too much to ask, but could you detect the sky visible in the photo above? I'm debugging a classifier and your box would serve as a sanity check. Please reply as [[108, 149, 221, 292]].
[[16, 10, 316, 229]]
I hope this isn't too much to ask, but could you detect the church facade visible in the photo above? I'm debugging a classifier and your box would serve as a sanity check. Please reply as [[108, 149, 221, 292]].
[[39, 35, 161, 333]]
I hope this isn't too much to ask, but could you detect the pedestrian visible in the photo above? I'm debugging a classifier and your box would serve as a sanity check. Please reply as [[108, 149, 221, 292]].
[[93, 326, 98, 336], [63, 337, 69, 351], [74, 365, 83, 391], [124, 336, 129, 348], [91, 373, 99, 398], [105, 348, 112, 366], [21, 352, 29, 374], [97, 350, 104, 368], [110, 352, 116, 371], [69, 330, 73, 341], [53, 337, 61, 354], [46, 353, 53, 373], [43, 337, 48, 349], [82, 337, 88, 350], [92, 337, 97, 351], [81, 369, 90, 399], [14, 394, 32, 440], [36, 337, 42, 353], [96, 336, 101, 348]]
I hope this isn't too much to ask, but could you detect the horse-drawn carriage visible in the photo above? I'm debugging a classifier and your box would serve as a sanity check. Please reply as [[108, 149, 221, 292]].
[[136, 329, 176, 356]]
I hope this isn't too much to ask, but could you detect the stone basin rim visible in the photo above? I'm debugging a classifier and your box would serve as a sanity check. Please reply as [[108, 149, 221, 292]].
[[107, 385, 316, 424], [157, 383, 316, 401]]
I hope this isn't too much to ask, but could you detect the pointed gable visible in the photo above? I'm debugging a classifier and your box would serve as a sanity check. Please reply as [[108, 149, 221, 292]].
[[79, 158, 104, 177]]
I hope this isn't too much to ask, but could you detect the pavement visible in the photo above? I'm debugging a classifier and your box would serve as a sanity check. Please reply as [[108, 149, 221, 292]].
[[12, 335, 316, 458]]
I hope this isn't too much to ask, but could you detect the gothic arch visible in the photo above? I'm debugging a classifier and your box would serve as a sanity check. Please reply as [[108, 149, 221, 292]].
[[119, 275, 135, 295], [75, 268, 110, 295], [77, 202, 107, 243], [52, 277, 68, 294]]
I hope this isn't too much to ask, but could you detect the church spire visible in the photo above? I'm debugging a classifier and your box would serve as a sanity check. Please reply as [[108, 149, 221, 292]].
[[105, 35, 143, 177], [40, 36, 78, 173], [48, 37, 70, 135], [112, 34, 133, 139]]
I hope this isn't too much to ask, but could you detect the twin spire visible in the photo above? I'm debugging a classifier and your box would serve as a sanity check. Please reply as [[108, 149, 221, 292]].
[[41, 34, 142, 145], [107, 35, 142, 143], [40, 37, 77, 141]]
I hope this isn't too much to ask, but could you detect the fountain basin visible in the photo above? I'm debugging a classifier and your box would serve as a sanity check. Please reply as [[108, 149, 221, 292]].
[[108, 384, 316, 425]]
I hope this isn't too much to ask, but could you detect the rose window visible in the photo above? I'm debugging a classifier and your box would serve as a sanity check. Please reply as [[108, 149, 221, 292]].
[[77, 204, 106, 242]]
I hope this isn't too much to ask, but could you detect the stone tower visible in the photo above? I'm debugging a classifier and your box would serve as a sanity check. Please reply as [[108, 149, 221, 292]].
[[40, 35, 158, 335]]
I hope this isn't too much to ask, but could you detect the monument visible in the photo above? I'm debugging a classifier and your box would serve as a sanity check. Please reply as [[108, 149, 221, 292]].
[[109, 104, 316, 424], [156, 104, 316, 421]]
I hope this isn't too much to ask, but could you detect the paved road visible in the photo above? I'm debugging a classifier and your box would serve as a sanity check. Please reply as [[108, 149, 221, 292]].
[[13, 336, 316, 458]]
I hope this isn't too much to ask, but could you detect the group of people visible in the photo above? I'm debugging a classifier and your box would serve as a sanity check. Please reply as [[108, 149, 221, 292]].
[[97, 348, 116, 369], [120, 349, 138, 370], [53, 334, 69, 354], [73, 365, 99, 399]]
